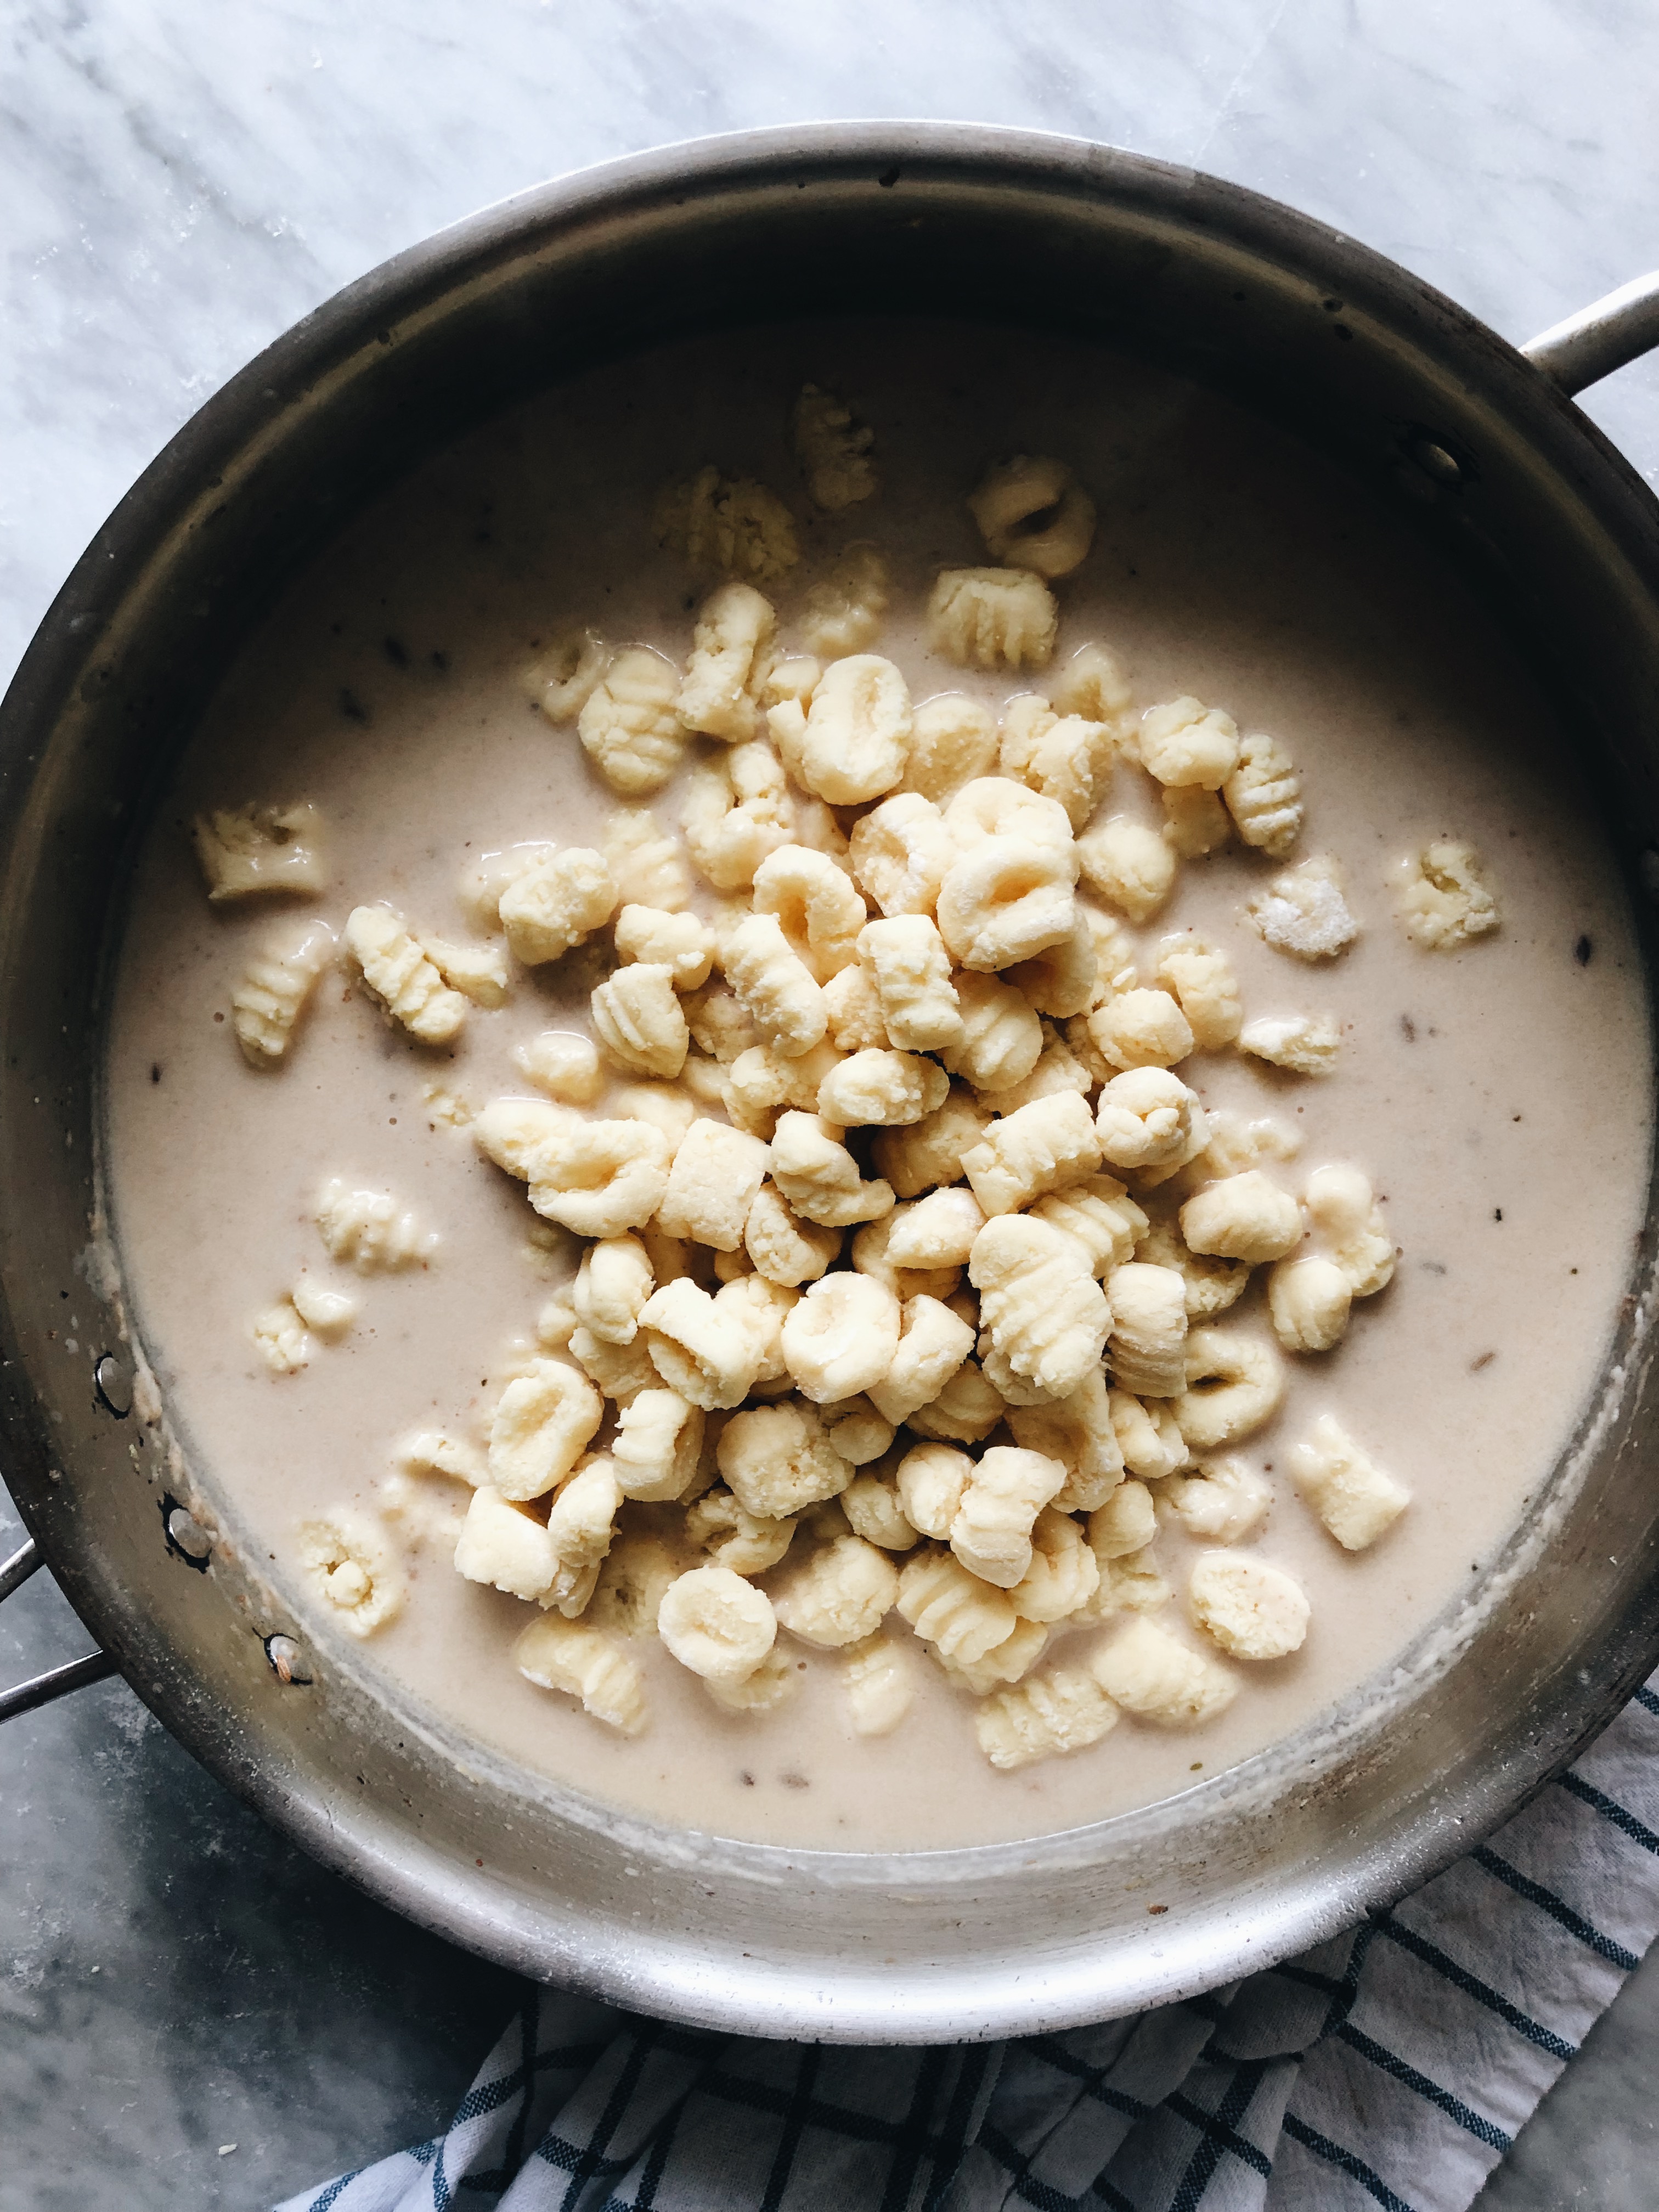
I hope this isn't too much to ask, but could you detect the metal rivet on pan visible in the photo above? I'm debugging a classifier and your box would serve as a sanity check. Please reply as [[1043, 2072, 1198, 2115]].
[[94, 1354, 132, 1418], [264, 1634, 309, 1685], [1410, 435, 1463, 485], [166, 1506, 211, 1561]]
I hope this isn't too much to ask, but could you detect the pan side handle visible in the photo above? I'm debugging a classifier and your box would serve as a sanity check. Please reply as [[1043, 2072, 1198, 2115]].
[[0, 1537, 117, 1722], [1523, 271, 1659, 397]]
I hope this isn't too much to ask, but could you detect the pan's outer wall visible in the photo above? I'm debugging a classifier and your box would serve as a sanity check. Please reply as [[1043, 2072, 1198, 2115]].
[[2, 124, 1658, 2044]]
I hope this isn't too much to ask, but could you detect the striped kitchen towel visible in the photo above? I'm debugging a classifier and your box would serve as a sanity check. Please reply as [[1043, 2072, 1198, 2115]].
[[276, 1678, 1659, 2212]]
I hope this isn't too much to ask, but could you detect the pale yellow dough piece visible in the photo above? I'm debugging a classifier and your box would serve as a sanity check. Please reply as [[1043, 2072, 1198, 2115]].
[[1289, 1413, 1410, 1550], [1188, 1551, 1310, 1660], [1397, 840, 1502, 948], [514, 1614, 648, 1735], [1091, 1616, 1238, 1726], [193, 800, 325, 901], [233, 916, 336, 1065], [927, 567, 1058, 670], [656, 466, 799, 584], [975, 1667, 1118, 1770], [578, 647, 685, 794], [345, 905, 469, 1043]]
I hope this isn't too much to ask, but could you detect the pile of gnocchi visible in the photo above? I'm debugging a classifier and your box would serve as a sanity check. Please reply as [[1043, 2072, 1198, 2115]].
[[199, 385, 1502, 1774]]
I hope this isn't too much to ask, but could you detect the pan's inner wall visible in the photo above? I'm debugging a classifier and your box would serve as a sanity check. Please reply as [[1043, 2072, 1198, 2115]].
[[3, 137, 1658, 2036]]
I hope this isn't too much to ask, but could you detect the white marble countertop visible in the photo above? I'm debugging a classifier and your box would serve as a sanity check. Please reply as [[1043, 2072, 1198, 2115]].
[[5, 2, 1659, 2204]]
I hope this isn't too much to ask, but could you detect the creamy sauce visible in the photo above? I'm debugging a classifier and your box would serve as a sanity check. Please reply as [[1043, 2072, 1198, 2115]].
[[101, 320, 1652, 1851]]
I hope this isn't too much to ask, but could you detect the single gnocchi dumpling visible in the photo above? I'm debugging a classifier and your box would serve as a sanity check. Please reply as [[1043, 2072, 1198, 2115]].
[[792, 385, 878, 512], [962, 1090, 1103, 1218], [1095, 1068, 1205, 1175], [770, 1110, 895, 1228], [498, 848, 619, 967], [782, 1271, 903, 1402], [927, 567, 1058, 671], [857, 916, 962, 1054], [233, 916, 336, 1065], [937, 833, 1080, 974], [849, 795, 955, 921], [752, 843, 866, 981], [843, 1636, 917, 1735], [1138, 697, 1241, 791], [1076, 817, 1178, 925], [602, 805, 693, 912], [345, 905, 470, 1043], [798, 543, 890, 657], [578, 646, 685, 794], [193, 800, 326, 902], [772, 1534, 900, 1648], [717, 1398, 852, 1519], [1305, 1164, 1396, 1297], [685, 1485, 797, 1576], [656, 1118, 772, 1251], [1396, 840, 1501, 948], [298, 1510, 403, 1635], [937, 973, 1046, 1094], [974, 1666, 1118, 1770], [970, 1212, 1112, 1401], [997, 695, 1117, 830], [744, 1181, 843, 1286], [525, 627, 607, 724], [1086, 988, 1194, 1074], [636, 1277, 766, 1410], [1223, 732, 1304, 856], [572, 1234, 655, 1346], [1188, 1551, 1310, 1660], [681, 742, 795, 893], [896, 1546, 1019, 1663], [1090, 1616, 1238, 1727], [1238, 1012, 1341, 1077], [967, 455, 1097, 579], [787, 652, 912, 806], [514, 1613, 647, 1735], [902, 693, 1000, 803], [1289, 1413, 1409, 1550], [1180, 1171, 1302, 1266], [590, 962, 689, 1080], [1248, 855, 1361, 962], [614, 905, 716, 991], [476, 1102, 672, 1238], [1164, 1457, 1272, 1545], [656, 465, 799, 584], [1173, 1326, 1284, 1449], [487, 1357, 605, 1501], [1105, 1262, 1188, 1399], [657, 1564, 778, 1684], [611, 1388, 703, 1503], [866, 1295, 976, 1426], [1154, 936, 1243, 1049], [678, 582, 777, 743], [316, 1177, 437, 1272]]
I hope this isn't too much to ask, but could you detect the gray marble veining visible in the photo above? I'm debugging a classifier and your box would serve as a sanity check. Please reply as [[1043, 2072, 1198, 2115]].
[[5, 2, 1659, 2203]]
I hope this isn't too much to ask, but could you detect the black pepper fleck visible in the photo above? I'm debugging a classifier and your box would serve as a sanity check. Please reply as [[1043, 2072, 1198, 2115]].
[[1400, 1014, 1417, 1042], [382, 635, 409, 667], [1471, 1351, 1497, 1372], [1494, 1208, 1503, 1221], [340, 687, 368, 723], [1575, 934, 1594, 966], [150, 1063, 162, 1084]]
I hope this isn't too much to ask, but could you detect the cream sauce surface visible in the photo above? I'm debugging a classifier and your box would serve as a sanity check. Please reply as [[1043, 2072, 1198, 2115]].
[[103, 320, 1652, 1850]]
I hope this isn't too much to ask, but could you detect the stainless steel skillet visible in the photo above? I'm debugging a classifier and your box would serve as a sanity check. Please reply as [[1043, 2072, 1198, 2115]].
[[3, 121, 1659, 2044]]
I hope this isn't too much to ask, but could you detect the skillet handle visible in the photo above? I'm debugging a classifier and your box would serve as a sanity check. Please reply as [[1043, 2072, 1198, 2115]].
[[1523, 270, 1659, 396], [0, 1537, 117, 1723]]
